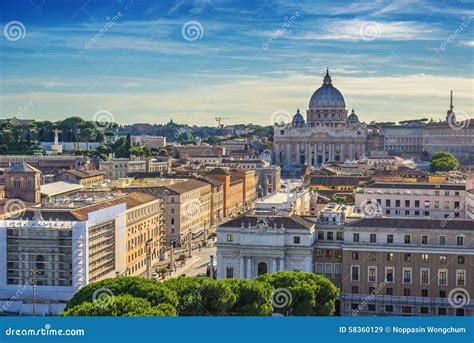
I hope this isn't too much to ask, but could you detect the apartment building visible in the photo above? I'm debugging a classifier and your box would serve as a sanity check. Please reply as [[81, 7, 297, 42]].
[[339, 218, 473, 316], [161, 179, 212, 246], [54, 169, 105, 187], [206, 168, 243, 219], [131, 135, 166, 148], [423, 122, 474, 161], [232, 169, 257, 212], [355, 181, 465, 219], [0, 194, 128, 315], [99, 157, 147, 179], [123, 192, 165, 277], [198, 177, 225, 227], [0, 155, 88, 174], [383, 126, 423, 154]]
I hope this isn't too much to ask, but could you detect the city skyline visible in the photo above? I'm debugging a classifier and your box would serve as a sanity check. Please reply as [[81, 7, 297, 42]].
[[1, 0, 473, 126]]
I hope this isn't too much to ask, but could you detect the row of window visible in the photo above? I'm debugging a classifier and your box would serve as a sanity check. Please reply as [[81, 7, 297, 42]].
[[350, 303, 465, 316], [350, 265, 467, 286], [352, 233, 465, 246], [351, 252, 465, 265], [318, 231, 466, 246]]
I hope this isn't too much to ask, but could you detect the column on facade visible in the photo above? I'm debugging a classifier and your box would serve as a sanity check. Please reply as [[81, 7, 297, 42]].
[[279, 257, 285, 271], [240, 256, 245, 279], [322, 144, 326, 163], [349, 144, 353, 160], [246, 256, 252, 279], [272, 258, 277, 273], [305, 143, 311, 166], [296, 143, 300, 165], [286, 143, 291, 165]]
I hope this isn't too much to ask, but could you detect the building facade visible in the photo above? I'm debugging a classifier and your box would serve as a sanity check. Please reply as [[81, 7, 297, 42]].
[[0, 200, 127, 315], [384, 126, 423, 154], [355, 181, 465, 219], [216, 216, 315, 279], [99, 157, 147, 179]]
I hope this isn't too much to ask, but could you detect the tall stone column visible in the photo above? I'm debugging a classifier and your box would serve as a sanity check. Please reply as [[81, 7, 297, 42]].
[[240, 256, 245, 279], [280, 257, 285, 271], [306, 144, 311, 165], [246, 257, 252, 279], [272, 258, 277, 273], [286, 143, 291, 165]]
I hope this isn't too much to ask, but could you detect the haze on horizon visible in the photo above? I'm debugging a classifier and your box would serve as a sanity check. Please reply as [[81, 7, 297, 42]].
[[1, 0, 473, 126]]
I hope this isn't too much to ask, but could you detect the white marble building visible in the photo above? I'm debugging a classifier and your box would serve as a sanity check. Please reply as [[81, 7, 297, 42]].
[[216, 216, 315, 279]]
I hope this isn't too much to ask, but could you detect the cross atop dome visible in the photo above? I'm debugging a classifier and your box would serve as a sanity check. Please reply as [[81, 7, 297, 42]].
[[323, 68, 332, 85]]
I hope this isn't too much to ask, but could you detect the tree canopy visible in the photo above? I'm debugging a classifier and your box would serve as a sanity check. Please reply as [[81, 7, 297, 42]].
[[430, 151, 459, 172], [62, 272, 338, 317]]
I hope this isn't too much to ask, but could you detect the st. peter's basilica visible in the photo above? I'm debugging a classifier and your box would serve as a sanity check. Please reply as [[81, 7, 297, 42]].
[[273, 70, 368, 168]]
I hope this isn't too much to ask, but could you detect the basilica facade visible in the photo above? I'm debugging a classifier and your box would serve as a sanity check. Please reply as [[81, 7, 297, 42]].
[[273, 70, 368, 168]]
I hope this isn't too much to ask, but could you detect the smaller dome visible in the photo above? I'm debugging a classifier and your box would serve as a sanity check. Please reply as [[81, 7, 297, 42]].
[[292, 109, 305, 127], [347, 108, 359, 122]]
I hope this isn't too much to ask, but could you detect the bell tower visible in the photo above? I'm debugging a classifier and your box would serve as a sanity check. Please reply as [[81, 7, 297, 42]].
[[4, 162, 41, 204]]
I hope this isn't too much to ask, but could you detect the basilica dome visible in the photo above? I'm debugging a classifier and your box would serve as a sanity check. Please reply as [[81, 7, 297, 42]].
[[309, 69, 346, 109]]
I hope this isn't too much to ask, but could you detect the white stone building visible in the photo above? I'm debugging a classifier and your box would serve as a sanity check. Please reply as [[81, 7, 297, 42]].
[[216, 216, 315, 279]]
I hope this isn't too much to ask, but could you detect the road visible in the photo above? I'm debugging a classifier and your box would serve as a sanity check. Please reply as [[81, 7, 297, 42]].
[[176, 245, 216, 277]]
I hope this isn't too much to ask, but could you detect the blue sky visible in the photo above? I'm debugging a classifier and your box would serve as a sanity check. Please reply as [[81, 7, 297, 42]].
[[0, 0, 473, 126]]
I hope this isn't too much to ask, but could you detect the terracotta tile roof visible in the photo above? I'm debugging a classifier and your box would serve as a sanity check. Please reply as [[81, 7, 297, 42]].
[[71, 192, 158, 220], [6, 162, 40, 173], [63, 169, 105, 179], [162, 179, 209, 194]]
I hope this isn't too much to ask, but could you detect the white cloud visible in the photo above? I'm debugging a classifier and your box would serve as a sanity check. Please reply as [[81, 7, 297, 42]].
[[297, 19, 441, 41], [1, 73, 472, 125]]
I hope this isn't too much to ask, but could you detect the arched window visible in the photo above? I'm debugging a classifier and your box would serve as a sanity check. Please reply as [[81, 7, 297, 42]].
[[257, 262, 268, 276]]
